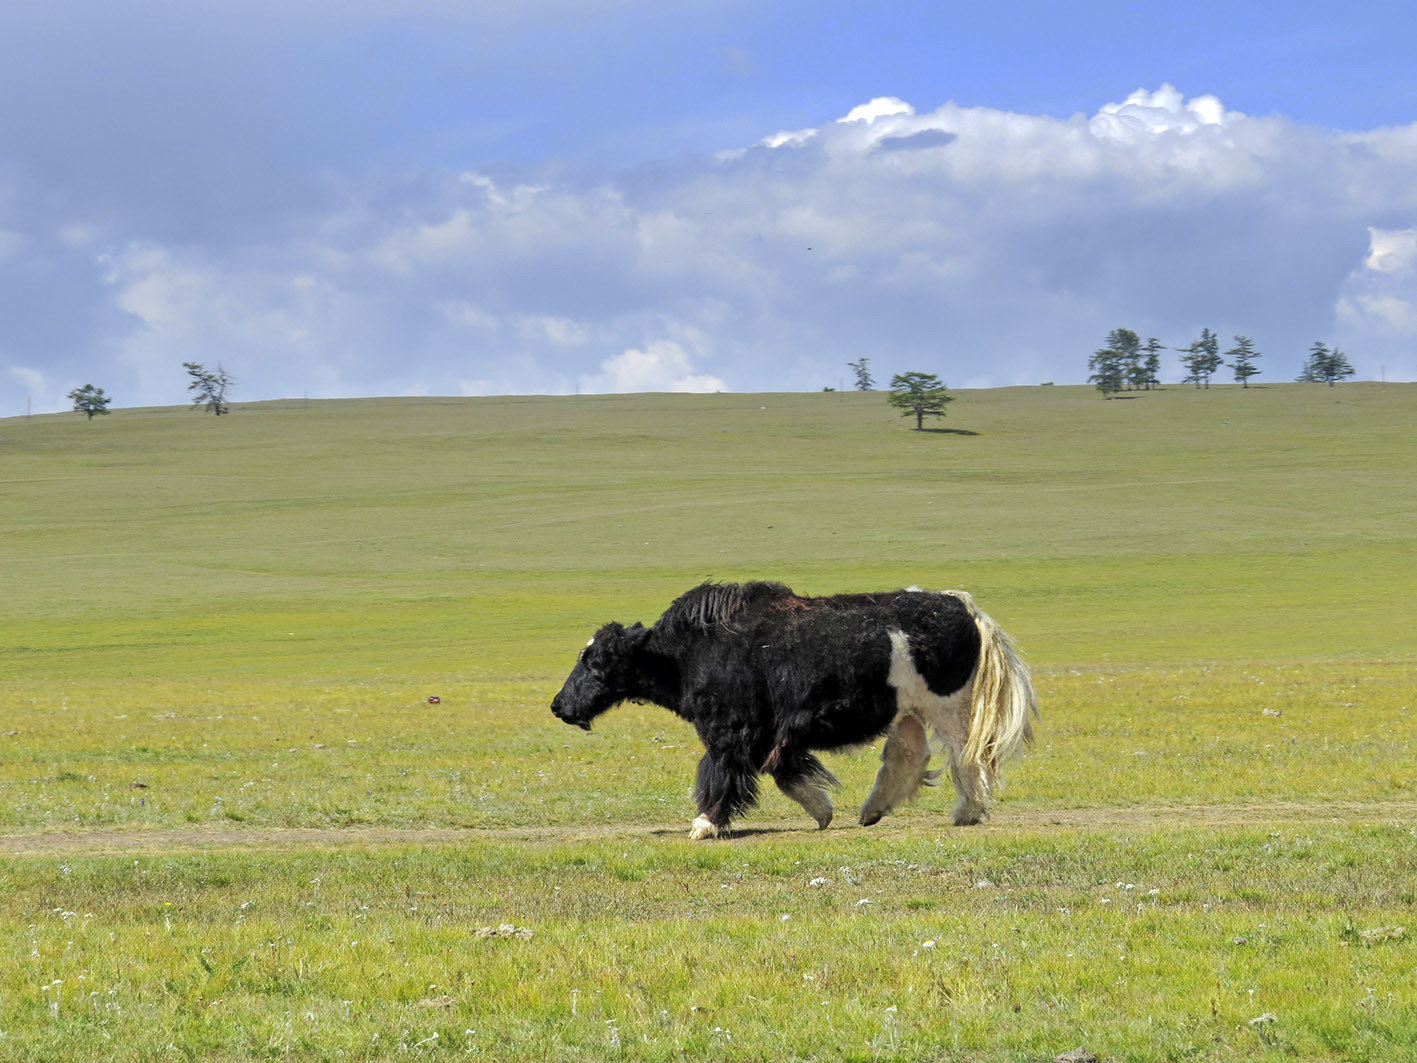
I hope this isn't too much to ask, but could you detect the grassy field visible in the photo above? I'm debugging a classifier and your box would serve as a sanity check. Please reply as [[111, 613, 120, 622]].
[[2, 383, 1414, 1060]]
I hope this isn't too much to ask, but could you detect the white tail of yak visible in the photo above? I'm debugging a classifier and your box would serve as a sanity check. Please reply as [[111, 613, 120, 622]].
[[949, 590, 1038, 794]]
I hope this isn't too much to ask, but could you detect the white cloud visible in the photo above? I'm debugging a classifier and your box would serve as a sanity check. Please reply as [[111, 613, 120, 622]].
[[757, 96, 915, 153], [838, 96, 915, 124], [9, 366, 46, 397], [11, 82, 1417, 414], [579, 340, 726, 393], [1338, 293, 1416, 332], [1336, 227, 1417, 337], [95, 242, 389, 403], [520, 316, 591, 346], [757, 128, 816, 150], [1363, 226, 1417, 273], [1089, 84, 1238, 138], [125, 87, 1417, 393], [103, 244, 212, 327]]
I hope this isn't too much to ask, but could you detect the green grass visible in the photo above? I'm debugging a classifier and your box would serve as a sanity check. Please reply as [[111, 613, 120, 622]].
[[2, 383, 1414, 1059], [0, 659, 1411, 833], [5, 384, 1413, 680], [3, 829, 1414, 1060]]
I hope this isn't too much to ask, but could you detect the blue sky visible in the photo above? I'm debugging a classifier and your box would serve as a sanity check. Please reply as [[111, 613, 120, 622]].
[[5, 1, 1417, 411]]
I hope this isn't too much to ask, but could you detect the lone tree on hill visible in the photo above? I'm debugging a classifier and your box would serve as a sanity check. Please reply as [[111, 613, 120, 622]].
[[1297, 342, 1355, 386], [1227, 335, 1262, 387], [68, 384, 112, 420], [184, 362, 235, 415], [847, 358, 875, 391], [888, 371, 954, 429]]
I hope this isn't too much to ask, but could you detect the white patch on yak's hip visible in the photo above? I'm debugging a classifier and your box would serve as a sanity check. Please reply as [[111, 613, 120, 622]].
[[861, 629, 981, 827], [885, 629, 972, 748]]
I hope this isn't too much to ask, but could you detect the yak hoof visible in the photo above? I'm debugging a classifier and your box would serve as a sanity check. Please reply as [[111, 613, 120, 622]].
[[688, 815, 721, 841], [952, 803, 988, 826], [859, 809, 883, 827]]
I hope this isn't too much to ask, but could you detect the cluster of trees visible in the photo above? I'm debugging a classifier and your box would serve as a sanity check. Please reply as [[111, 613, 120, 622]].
[[1296, 342, 1356, 386], [67, 362, 235, 420], [1088, 329, 1356, 396], [856, 331, 1365, 431], [1087, 327, 1258, 395], [1085, 329, 1166, 395]]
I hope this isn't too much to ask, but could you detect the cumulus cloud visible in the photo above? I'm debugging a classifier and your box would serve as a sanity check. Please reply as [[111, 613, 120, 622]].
[[7, 83, 1417, 413], [1336, 227, 1417, 335], [95, 241, 392, 403], [579, 340, 726, 394], [1363, 226, 1417, 273], [838, 96, 915, 124], [1090, 84, 1236, 137]]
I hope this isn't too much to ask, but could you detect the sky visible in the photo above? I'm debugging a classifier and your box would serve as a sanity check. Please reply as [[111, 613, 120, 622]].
[[5, 0, 1417, 413]]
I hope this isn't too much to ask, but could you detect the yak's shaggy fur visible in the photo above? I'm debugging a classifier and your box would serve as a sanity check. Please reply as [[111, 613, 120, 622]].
[[551, 581, 1037, 839]]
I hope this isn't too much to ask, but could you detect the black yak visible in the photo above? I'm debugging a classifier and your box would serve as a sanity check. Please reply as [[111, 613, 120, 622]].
[[551, 581, 1037, 839]]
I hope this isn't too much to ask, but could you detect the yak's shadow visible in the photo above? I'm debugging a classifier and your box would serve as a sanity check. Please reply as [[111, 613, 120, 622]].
[[649, 824, 833, 840]]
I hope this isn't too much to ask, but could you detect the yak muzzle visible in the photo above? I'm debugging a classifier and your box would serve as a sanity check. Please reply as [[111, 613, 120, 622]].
[[551, 695, 593, 731]]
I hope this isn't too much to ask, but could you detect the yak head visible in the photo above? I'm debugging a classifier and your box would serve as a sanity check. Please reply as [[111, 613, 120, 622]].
[[551, 621, 653, 731]]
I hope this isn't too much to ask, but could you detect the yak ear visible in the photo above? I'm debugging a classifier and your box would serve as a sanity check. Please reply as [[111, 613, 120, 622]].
[[625, 622, 652, 649]]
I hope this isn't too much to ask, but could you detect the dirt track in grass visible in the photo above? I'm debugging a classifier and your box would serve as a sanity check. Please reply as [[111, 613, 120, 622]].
[[6, 800, 1416, 856]]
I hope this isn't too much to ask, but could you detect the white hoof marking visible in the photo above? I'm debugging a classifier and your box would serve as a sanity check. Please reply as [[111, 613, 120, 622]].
[[688, 815, 720, 840]]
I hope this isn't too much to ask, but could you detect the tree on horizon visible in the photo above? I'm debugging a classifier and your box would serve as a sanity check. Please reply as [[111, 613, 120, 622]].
[[847, 358, 875, 391], [1227, 335, 1263, 388], [1180, 328, 1223, 388], [1140, 337, 1165, 389], [1106, 328, 1143, 391], [1088, 344, 1125, 398], [887, 371, 954, 429], [184, 362, 235, 415], [68, 384, 112, 420], [1090, 328, 1160, 394], [1297, 342, 1355, 386]]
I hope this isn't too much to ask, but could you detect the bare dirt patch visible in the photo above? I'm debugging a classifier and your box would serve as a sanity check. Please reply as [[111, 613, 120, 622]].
[[6, 800, 1414, 857]]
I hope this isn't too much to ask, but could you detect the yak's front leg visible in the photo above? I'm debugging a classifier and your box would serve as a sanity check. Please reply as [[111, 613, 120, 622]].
[[690, 751, 760, 840], [770, 750, 840, 830]]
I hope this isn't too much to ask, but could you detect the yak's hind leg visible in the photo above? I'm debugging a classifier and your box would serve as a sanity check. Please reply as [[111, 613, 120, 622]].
[[690, 752, 760, 840], [946, 745, 989, 826], [772, 751, 841, 830], [859, 713, 935, 826]]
